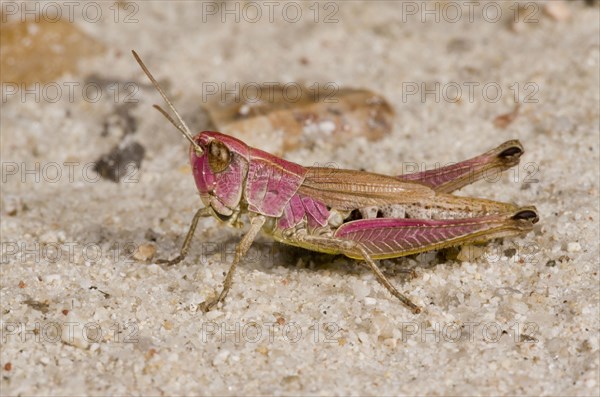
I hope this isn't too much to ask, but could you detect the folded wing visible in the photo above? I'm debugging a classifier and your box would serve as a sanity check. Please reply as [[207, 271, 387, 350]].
[[298, 167, 434, 211]]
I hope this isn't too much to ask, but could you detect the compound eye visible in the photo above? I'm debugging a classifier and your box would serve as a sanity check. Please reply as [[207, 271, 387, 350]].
[[208, 140, 231, 173]]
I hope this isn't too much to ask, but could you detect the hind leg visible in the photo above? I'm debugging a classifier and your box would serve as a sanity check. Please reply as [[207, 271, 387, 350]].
[[398, 140, 524, 193]]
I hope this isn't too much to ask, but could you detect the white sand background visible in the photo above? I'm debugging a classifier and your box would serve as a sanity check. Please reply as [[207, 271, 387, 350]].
[[1, 1, 599, 396]]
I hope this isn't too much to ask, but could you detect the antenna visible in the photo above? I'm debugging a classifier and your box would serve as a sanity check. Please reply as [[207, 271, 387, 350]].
[[132, 50, 202, 154]]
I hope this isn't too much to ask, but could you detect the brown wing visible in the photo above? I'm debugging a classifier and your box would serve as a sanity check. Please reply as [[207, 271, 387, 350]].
[[297, 167, 434, 211]]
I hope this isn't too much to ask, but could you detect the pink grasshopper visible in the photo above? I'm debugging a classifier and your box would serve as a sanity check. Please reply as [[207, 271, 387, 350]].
[[133, 51, 539, 314]]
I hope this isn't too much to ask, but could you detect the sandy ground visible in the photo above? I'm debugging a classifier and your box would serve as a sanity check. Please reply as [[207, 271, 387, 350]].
[[1, 1, 599, 396]]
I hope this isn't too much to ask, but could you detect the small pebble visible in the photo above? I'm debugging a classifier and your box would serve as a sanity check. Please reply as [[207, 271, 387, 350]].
[[256, 346, 268, 355], [205, 310, 223, 320], [239, 104, 250, 115], [134, 244, 156, 261], [351, 280, 371, 300], [457, 245, 485, 262], [212, 350, 230, 366], [567, 242, 581, 252], [44, 274, 61, 283], [319, 120, 336, 134], [544, 1, 571, 21], [3, 196, 23, 216]]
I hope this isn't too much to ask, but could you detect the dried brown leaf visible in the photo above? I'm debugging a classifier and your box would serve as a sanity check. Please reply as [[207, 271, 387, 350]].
[[205, 84, 394, 154]]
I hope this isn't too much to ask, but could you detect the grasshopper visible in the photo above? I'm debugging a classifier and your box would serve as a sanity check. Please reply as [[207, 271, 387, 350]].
[[132, 51, 539, 314]]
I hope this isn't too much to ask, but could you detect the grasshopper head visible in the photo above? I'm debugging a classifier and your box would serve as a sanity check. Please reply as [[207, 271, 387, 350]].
[[190, 131, 250, 219], [130, 52, 250, 219]]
